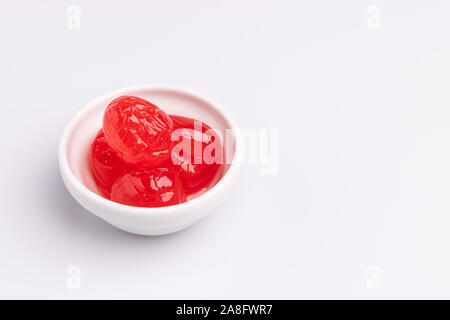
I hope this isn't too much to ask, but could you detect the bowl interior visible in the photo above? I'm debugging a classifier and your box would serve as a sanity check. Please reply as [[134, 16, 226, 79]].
[[65, 87, 236, 197]]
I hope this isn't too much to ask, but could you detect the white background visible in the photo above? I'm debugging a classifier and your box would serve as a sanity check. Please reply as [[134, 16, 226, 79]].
[[1, 0, 450, 299]]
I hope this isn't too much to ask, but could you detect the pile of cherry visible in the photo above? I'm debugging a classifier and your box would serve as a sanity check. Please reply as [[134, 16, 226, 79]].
[[90, 96, 224, 207]]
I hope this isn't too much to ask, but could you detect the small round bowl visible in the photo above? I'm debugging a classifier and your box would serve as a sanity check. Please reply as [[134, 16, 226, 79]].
[[59, 85, 240, 236]]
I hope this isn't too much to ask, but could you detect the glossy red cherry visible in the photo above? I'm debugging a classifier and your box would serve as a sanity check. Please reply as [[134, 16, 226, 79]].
[[103, 96, 173, 167], [169, 115, 225, 197], [110, 167, 186, 207], [90, 130, 127, 197]]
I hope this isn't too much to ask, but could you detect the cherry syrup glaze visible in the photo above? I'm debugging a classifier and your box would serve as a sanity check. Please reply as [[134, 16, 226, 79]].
[[89, 96, 225, 207], [111, 167, 186, 207], [102, 96, 173, 167], [90, 130, 127, 197], [169, 115, 224, 198]]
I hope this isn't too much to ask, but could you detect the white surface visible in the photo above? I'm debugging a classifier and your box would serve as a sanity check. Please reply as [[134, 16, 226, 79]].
[[1, 0, 450, 299], [59, 85, 239, 235]]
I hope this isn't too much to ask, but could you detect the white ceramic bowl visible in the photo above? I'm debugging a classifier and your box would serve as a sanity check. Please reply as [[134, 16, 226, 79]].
[[59, 85, 240, 236]]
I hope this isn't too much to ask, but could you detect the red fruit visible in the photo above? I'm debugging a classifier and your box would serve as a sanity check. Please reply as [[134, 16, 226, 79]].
[[90, 130, 127, 197], [103, 96, 173, 167], [169, 115, 225, 197], [111, 167, 186, 207]]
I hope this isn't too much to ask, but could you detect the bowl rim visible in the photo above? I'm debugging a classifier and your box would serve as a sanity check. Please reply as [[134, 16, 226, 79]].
[[59, 84, 241, 215]]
